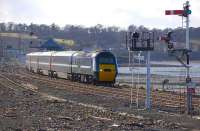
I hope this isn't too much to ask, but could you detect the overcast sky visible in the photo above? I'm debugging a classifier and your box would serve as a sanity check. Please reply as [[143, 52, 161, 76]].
[[0, 0, 199, 29]]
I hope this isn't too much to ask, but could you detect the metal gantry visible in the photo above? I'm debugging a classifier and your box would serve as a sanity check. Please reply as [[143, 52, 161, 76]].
[[126, 31, 154, 110], [135, 51, 143, 108]]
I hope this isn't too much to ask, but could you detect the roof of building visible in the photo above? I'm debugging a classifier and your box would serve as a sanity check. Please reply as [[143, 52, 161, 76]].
[[40, 38, 64, 51]]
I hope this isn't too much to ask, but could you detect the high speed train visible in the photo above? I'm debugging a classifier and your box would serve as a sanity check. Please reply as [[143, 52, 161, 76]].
[[26, 50, 118, 86]]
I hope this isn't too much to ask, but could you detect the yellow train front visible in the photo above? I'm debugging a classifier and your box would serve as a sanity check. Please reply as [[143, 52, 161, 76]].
[[92, 51, 118, 86]]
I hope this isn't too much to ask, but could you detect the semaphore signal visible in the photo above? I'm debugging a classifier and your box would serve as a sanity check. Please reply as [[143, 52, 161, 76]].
[[164, 1, 193, 115], [165, 2, 191, 17], [165, 10, 184, 15]]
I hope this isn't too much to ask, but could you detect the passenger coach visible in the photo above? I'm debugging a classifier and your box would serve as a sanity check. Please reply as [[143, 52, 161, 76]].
[[26, 50, 118, 86]]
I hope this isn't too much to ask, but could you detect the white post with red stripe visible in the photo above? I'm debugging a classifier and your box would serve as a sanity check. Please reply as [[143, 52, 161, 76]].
[[165, 1, 192, 114], [185, 0, 191, 115]]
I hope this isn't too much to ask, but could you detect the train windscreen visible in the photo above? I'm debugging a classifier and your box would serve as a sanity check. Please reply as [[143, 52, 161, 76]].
[[98, 57, 115, 64]]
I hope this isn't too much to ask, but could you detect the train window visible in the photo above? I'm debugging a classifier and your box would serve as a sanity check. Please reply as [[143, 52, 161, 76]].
[[39, 56, 50, 63], [99, 57, 114, 64], [53, 56, 69, 64], [31, 56, 38, 62], [77, 57, 91, 66]]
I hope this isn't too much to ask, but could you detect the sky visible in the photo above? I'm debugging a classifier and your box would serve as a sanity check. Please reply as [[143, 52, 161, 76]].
[[0, 0, 200, 29]]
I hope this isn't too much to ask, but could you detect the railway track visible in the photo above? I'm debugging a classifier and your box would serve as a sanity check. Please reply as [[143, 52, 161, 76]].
[[2, 67, 200, 114], [1, 72, 191, 131], [22, 71, 200, 110]]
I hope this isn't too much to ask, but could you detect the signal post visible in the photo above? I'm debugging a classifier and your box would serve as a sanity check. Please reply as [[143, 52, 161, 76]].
[[164, 1, 193, 114]]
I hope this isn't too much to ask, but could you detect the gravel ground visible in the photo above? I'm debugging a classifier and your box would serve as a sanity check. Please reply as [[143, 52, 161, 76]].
[[0, 66, 200, 130], [0, 81, 163, 131]]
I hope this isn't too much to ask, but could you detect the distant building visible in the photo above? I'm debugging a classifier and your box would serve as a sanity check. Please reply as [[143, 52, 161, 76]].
[[40, 38, 64, 51]]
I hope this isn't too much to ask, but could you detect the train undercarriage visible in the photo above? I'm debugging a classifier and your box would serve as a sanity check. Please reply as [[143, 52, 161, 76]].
[[27, 68, 115, 87]]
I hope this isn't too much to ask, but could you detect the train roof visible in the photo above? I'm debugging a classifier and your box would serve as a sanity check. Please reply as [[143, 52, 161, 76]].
[[89, 50, 114, 57], [52, 51, 80, 56], [26, 50, 114, 58], [27, 51, 55, 56]]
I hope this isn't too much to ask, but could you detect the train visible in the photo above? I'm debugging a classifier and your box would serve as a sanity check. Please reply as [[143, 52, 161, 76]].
[[26, 50, 118, 86]]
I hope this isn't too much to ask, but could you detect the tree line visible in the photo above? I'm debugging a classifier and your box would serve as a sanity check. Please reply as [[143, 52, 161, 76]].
[[0, 22, 200, 51]]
